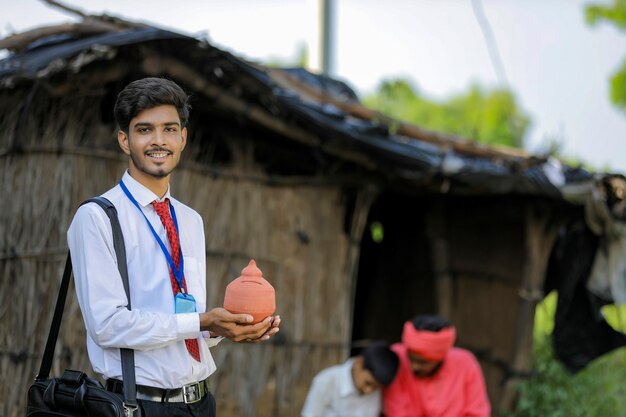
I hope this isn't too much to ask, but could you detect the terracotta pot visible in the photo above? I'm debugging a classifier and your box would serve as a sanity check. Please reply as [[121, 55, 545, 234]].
[[224, 259, 276, 324]]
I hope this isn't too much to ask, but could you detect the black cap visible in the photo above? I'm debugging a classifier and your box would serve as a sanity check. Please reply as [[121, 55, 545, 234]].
[[410, 314, 451, 332]]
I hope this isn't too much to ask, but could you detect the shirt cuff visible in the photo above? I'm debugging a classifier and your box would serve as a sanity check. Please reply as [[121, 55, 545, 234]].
[[204, 334, 224, 347], [175, 313, 201, 339]]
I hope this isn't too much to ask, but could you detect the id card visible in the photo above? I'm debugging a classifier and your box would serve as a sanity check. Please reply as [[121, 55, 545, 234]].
[[175, 292, 197, 313]]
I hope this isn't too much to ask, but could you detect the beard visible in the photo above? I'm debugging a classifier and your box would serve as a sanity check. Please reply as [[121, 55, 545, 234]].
[[129, 148, 176, 178], [413, 362, 443, 378]]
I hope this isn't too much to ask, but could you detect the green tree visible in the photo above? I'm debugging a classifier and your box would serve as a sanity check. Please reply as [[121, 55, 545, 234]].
[[585, 0, 626, 113], [363, 79, 530, 148]]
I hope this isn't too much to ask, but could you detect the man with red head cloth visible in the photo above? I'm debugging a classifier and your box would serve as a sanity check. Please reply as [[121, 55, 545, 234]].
[[383, 315, 490, 417]]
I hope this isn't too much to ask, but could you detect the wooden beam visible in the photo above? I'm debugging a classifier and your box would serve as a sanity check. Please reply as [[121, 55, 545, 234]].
[[0, 22, 121, 52]]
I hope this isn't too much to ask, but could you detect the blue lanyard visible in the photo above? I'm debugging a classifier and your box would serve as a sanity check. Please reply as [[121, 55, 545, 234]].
[[120, 180, 186, 293]]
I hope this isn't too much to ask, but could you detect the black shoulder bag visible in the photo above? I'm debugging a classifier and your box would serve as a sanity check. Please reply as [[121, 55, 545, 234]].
[[27, 197, 141, 417]]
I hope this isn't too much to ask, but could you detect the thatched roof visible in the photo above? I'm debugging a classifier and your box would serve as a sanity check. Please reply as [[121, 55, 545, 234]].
[[0, 17, 595, 199]]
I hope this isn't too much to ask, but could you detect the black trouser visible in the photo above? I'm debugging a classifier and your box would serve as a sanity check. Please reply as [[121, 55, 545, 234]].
[[137, 392, 216, 417], [106, 380, 216, 417]]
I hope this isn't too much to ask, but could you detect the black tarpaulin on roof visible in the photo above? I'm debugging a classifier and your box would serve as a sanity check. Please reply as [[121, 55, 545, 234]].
[[0, 25, 593, 198]]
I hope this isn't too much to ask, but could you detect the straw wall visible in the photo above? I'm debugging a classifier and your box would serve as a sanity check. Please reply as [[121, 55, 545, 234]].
[[0, 88, 355, 417], [445, 198, 525, 405]]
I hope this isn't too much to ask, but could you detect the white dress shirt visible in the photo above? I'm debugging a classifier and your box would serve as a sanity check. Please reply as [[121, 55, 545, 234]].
[[67, 171, 220, 388], [301, 358, 382, 417]]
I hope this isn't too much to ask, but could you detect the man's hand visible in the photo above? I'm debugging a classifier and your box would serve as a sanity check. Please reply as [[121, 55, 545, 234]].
[[200, 308, 280, 343]]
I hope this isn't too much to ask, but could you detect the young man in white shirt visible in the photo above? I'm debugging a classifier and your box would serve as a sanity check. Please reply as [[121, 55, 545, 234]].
[[67, 77, 280, 417], [301, 341, 399, 417]]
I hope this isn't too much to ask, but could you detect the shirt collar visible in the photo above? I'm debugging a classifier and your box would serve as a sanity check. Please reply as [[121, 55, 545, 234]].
[[339, 358, 359, 397], [121, 170, 171, 207]]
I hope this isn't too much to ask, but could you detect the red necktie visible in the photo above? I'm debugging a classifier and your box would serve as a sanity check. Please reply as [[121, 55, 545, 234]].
[[152, 199, 201, 362]]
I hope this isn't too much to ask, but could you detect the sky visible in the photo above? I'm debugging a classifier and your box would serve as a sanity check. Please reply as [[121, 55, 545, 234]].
[[2, 0, 626, 172]]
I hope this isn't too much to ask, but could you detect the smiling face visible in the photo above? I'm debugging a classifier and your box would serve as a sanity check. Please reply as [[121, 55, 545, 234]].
[[118, 104, 187, 194]]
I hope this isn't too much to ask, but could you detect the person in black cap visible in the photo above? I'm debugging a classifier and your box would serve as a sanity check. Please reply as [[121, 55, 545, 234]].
[[301, 341, 399, 417]]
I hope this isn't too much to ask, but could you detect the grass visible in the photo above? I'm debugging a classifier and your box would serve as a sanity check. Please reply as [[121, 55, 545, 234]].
[[505, 292, 626, 417]]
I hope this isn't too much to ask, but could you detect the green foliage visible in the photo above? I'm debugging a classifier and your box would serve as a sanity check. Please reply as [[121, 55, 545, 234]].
[[585, 0, 626, 28], [601, 302, 626, 331], [534, 291, 557, 336], [363, 79, 530, 148], [610, 59, 626, 111], [370, 221, 384, 243], [510, 339, 626, 417], [585, 0, 626, 114], [505, 292, 626, 417]]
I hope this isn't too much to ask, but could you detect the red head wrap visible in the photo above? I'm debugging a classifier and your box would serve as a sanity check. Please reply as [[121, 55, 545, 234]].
[[402, 321, 456, 361]]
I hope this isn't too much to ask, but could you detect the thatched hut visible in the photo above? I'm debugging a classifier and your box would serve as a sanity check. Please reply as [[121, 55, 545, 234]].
[[0, 16, 610, 417]]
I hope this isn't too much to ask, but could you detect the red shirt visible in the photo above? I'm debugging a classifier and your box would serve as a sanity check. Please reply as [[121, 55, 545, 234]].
[[383, 344, 490, 417]]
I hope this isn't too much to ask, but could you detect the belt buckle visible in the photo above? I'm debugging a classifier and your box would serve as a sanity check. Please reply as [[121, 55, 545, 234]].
[[182, 382, 201, 404], [123, 403, 139, 417]]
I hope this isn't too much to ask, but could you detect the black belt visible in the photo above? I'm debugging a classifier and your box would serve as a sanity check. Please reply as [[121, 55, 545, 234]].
[[106, 378, 210, 404]]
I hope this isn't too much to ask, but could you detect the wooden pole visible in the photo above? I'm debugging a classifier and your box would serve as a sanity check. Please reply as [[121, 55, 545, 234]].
[[426, 201, 454, 319], [498, 203, 560, 411], [346, 185, 379, 353]]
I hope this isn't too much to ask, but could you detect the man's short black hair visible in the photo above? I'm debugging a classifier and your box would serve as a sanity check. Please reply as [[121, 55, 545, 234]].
[[411, 315, 452, 332], [114, 77, 190, 133], [361, 341, 399, 386]]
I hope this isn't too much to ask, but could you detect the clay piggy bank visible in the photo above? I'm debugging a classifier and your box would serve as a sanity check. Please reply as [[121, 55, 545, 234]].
[[224, 259, 276, 324]]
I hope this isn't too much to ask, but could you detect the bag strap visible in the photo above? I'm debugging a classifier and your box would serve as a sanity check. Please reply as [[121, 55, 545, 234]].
[[35, 254, 72, 381], [36, 196, 138, 411]]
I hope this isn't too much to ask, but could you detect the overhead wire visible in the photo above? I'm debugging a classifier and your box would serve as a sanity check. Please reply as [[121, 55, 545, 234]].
[[471, 0, 510, 87]]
